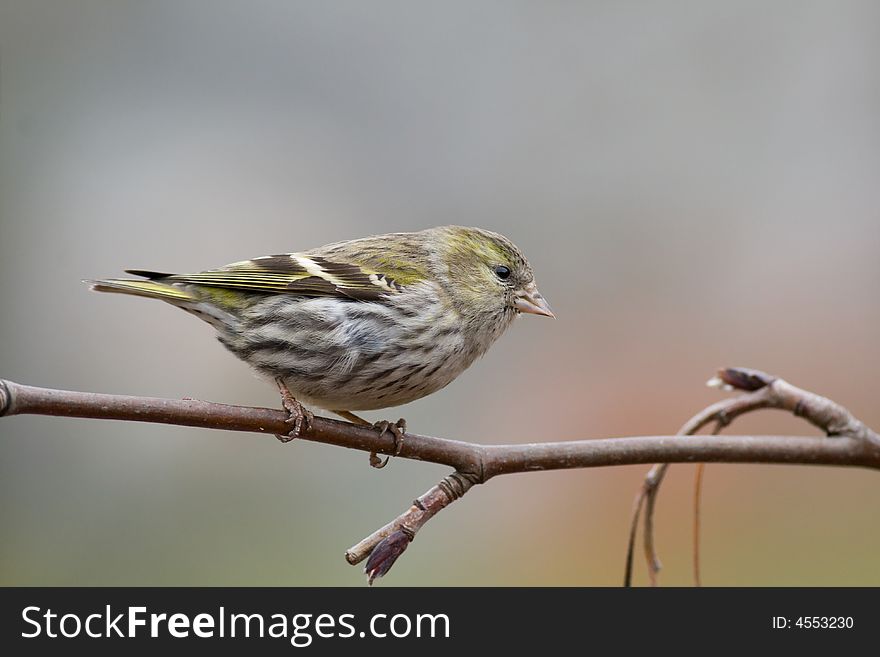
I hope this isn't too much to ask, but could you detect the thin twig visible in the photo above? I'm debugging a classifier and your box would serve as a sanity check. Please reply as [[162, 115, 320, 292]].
[[693, 462, 705, 587], [692, 420, 723, 587], [346, 471, 479, 583], [623, 487, 648, 587], [625, 367, 880, 587]]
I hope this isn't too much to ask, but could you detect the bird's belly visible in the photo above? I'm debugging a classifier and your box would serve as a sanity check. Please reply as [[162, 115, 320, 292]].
[[280, 326, 471, 411], [221, 295, 473, 412]]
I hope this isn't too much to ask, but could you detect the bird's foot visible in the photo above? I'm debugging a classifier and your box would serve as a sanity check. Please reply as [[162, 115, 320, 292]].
[[368, 418, 406, 468], [332, 410, 406, 468], [373, 418, 406, 455], [275, 378, 313, 442]]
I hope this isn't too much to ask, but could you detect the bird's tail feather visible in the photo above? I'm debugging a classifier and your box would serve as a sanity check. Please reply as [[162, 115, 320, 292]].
[[88, 275, 238, 332], [87, 278, 194, 302]]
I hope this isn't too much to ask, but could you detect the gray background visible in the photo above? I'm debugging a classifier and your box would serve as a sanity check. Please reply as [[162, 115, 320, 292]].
[[1, 0, 878, 585]]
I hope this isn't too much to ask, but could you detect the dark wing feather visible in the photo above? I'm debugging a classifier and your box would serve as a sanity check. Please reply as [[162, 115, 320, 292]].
[[155, 254, 398, 302]]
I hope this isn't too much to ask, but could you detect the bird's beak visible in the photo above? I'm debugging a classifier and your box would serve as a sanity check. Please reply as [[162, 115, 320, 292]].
[[514, 283, 555, 318]]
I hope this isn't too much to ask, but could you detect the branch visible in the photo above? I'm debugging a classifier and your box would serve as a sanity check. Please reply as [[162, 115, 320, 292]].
[[3, 378, 875, 473], [625, 367, 880, 587], [0, 378, 483, 473], [2, 371, 878, 584], [347, 471, 479, 583]]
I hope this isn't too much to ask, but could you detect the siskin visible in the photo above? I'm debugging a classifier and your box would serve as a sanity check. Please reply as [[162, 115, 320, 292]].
[[90, 226, 553, 449]]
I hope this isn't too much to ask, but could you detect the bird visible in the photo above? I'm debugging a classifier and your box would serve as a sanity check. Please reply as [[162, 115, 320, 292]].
[[89, 225, 554, 460]]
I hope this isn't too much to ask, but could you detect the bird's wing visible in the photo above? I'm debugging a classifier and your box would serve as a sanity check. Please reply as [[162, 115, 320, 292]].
[[138, 253, 408, 302]]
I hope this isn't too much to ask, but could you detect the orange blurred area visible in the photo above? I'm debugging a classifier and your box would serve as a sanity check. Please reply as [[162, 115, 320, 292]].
[[1, 1, 879, 585]]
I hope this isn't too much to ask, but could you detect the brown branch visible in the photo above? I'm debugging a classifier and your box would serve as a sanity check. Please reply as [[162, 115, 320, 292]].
[[2, 370, 879, 584], [346, 471, 479, 584], [0, 378, 483, 473], [624, 367, 880, 587]]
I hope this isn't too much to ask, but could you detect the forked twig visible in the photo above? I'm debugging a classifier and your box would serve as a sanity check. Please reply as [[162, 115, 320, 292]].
[[624, 367, 880, 586]]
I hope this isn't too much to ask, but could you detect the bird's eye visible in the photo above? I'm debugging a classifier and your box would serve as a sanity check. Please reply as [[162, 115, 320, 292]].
[[494, 265, 511, 280]]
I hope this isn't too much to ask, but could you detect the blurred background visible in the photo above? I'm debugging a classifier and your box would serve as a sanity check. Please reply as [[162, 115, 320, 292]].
[[1, 0, 879, 586]]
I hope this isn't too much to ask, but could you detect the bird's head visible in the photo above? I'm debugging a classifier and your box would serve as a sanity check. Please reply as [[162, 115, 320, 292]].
[[432, 226, 554, 323]]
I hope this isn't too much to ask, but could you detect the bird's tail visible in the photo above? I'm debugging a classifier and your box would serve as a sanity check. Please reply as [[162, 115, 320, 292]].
[[88, 270, 239, 333], [87, 272, 194, 302]]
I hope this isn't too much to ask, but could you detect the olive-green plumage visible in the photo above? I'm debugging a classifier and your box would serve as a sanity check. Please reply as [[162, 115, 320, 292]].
[[90, 225, 553, 414]]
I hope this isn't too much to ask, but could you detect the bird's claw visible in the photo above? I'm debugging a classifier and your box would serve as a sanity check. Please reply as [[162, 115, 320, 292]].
[[368, 418, 406, 469], [374, 418, 406, 455], [279, 402, 313, 441], [275, 378, 313, 443]]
